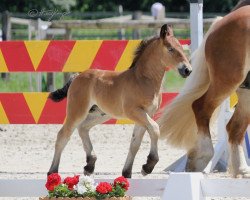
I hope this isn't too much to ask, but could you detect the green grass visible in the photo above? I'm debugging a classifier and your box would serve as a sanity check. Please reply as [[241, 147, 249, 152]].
[[164, 70, 185, 92], [0, 71, 184, 92], [11, 27, 190, 40], [0, 73, 64, 92]]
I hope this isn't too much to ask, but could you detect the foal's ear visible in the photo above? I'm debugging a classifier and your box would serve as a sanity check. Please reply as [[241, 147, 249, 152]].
[[160, 24, 173, 39]]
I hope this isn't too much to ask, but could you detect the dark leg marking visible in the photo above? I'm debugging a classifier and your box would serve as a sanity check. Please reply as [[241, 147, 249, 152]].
[[142, 153, 159, 175], [84, 155, 97, 175]]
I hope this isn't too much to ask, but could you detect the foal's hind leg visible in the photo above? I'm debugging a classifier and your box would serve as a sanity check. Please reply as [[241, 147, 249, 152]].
[[122, 125, 146, 178], [187, 83, 238, 172], [48, 91, 91, 175], [77, 106, 111, 175], [227, 88, 250, 178]]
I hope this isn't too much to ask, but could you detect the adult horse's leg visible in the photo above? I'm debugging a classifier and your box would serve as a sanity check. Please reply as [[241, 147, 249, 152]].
[[122, 125, 146, 178], [187, 81, 240, 172], [126, 108, 159, 176], [227, 88, 250, 177], [77, 105, 111, 175]]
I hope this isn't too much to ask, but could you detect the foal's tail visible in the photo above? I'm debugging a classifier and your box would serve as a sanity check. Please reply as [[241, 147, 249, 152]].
[[48, 73, 79, 102], [158, 17, 223, 150]]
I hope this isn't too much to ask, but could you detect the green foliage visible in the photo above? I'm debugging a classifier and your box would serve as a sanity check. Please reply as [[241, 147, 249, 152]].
[[1, 0, 240, 13], [48, 184, 75, 198], [72, 0, 117, 12], [70, 0, 239, 13], [203, 0, 239, 12], [0, 0, 55, 13], [110, 185, 126, 197], [94, 184, 126, 200]]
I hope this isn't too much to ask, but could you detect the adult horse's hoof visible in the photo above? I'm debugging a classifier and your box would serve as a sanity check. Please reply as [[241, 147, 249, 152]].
[[233, 167, 250, 178]]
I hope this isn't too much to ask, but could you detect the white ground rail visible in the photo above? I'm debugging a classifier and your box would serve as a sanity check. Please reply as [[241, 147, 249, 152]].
[[1, 173, 250, 200]]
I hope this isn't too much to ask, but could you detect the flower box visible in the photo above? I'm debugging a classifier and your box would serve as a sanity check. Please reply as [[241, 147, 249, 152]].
[[39, 197, 132, 200], [41, 174, 131, 200]]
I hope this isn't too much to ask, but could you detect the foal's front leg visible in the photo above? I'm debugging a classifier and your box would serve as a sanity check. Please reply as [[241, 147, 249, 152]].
[[122, 125, 146, 178], [126, 108, 160, 176]]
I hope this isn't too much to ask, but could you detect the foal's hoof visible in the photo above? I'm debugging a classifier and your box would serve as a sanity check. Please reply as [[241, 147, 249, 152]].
[[47, 171, 58, 176], [84, 165, 95, 176], [141, 168, 148, 176], [122, 170, 132, 178], [141, 164, 153, 176]]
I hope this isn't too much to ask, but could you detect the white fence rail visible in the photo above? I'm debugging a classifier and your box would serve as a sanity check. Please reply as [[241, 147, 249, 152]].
[[2, 173, 250, 199]]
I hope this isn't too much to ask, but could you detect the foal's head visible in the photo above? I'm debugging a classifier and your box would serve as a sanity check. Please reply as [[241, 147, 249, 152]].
[[159, 24, 192, 78]]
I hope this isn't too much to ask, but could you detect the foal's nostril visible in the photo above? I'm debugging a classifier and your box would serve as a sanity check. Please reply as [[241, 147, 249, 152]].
[[185, 68, 192, 76], [178, 65, 192, 78]]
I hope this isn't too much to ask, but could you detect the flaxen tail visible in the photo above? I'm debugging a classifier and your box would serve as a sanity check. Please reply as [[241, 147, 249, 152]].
[[158, 17, 223, 150], [48, 73, 79, 102]]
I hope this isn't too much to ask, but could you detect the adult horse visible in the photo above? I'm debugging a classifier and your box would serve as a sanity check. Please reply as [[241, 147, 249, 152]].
[[47, 24, 192, 178], [159, 6, 250, 177]]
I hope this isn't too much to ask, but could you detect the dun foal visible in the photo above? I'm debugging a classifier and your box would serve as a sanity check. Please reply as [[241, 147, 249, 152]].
[[48, 24, 191, 178], [159, 7, 250, 177]]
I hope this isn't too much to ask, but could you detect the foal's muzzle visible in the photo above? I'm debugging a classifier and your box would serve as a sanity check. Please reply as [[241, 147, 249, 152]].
[[178, 65, 192, 78]]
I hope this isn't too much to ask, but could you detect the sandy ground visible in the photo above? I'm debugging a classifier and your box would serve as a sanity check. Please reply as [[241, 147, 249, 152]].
[[0, 124, 249, 200]]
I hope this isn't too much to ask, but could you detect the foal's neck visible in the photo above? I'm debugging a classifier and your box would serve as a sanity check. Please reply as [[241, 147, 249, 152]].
[[134, 43, 166, 93]]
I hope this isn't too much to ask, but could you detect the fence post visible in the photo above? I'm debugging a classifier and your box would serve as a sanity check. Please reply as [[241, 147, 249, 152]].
[[190, 0, 203, 53], [1, 11, 11, 80], [132, 11, 142, 39], [63, 28, 72, 85], [118, 5, 125, 39]]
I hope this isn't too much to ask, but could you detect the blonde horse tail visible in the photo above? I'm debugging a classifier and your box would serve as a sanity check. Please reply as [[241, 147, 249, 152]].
[[158, 17, 223, 150]]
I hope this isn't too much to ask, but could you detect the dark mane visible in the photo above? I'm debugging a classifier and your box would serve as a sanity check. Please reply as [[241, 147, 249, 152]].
[[129, 37, 158, 69]]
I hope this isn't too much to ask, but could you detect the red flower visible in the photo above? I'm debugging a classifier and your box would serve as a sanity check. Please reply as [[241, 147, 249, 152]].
[[63, 175, 80, 190], [114, 176, 130, 191], [96, 182, 113, 194], [45, 173, 62, 191]]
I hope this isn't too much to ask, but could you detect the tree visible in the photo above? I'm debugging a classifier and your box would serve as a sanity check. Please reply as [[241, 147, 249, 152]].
[[0, 0, 76, 12], [203, 0, 238, 12]]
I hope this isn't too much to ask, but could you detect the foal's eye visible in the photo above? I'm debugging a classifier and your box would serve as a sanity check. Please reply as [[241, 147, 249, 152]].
[[167, 47, 174, 52]]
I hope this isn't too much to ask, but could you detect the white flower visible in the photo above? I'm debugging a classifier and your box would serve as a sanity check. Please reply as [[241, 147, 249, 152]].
[[76, 185, 87, 195], [79, 175, 95, 186], [77, 175, 96, 192], [89, 183, 97, 191]]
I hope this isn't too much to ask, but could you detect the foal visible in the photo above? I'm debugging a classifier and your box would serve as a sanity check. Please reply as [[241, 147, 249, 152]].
[[159, 7, 250, 177], [48, 24, 192, 178]]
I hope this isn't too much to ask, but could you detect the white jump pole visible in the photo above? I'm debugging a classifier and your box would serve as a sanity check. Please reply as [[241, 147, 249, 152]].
[[190, 0, 203, 53]]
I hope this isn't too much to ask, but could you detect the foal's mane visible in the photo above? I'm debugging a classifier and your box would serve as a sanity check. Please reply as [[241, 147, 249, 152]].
[[129, 37, 158, 69]]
